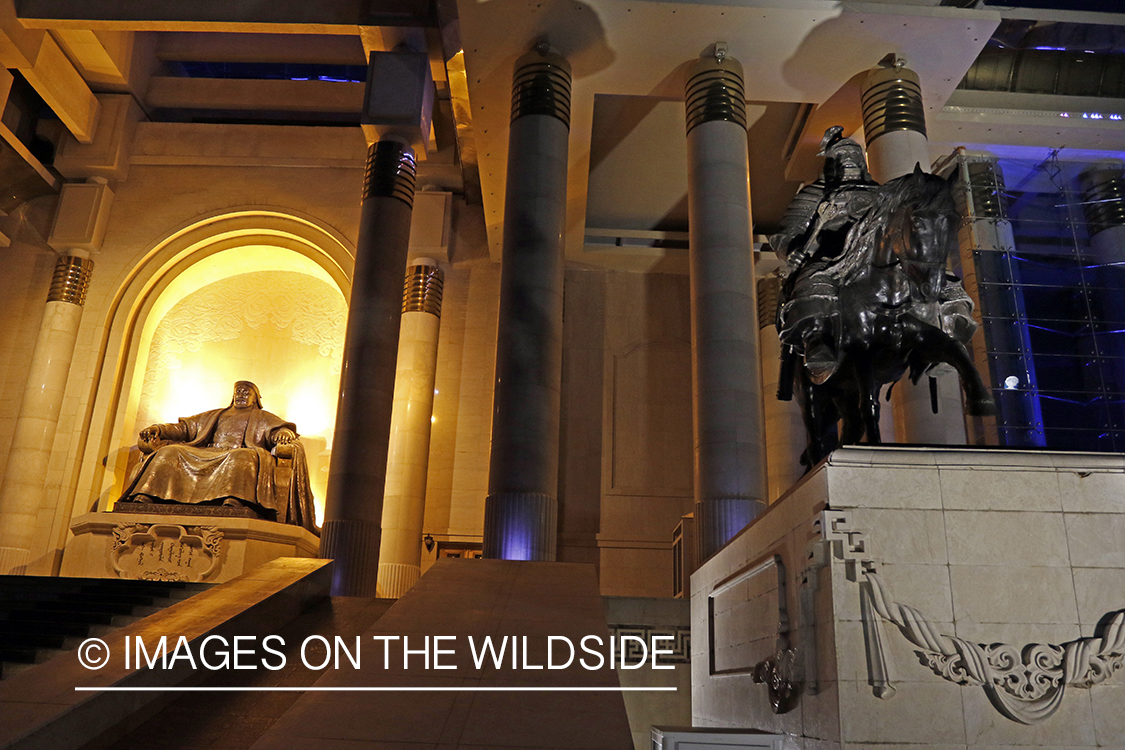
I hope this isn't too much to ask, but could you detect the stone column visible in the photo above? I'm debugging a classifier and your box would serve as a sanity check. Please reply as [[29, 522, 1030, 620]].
[[0, 252, 92, 574], [861, 57, 967, 445], [757, 274, 805, 502], [377, 259, 443, 598], [685, 51, 767, 562], [321, 139, 417, 596], [482, 47, 570, 561]]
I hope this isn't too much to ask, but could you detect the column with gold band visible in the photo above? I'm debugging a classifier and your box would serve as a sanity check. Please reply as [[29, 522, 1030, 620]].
[[322, 139, 418, 596], [685, 50, 767, 563], [0, 253, 93, 574], [862, 57, 968, 446], [483, 46, 571, 561], [377, 259, 443, 597], [861, 59, 929, 184]]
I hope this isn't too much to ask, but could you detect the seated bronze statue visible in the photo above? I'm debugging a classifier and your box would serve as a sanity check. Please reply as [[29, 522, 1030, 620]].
[[118, 381, 319, 533]]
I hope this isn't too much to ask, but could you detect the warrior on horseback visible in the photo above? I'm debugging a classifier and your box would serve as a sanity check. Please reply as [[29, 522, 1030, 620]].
[[771, 125, 995, 464], [771, 126, 879, 384]]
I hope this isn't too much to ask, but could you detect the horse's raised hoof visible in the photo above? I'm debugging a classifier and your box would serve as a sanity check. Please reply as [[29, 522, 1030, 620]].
[[967, 396, 997, 417], [805, 344, 838, 385]]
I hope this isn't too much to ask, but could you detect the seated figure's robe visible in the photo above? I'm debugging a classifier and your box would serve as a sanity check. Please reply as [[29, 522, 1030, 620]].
[[119, 406, 318, 533]]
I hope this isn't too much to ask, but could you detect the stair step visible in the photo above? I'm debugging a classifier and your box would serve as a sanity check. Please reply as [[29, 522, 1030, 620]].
[[0, 575, 209, 680]]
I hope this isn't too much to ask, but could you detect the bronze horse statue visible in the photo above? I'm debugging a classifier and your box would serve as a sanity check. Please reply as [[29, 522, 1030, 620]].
[[778, 166, 996, 467]]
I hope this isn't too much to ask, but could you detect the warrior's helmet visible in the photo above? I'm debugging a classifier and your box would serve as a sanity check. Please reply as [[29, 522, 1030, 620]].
[[817, 125, 872, 184]]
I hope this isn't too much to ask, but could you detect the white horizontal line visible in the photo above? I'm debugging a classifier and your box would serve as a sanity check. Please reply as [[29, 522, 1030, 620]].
[[75, 686, 677, 693]]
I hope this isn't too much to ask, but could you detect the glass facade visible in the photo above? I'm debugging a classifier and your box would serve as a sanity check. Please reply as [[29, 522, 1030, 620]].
[[958, 153, 1125, 451]]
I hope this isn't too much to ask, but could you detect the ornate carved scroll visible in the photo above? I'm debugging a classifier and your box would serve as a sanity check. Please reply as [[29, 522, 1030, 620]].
[[708, 552, 802, 713], [818, 510, 1125, 725], [111, 523, 223, 582]]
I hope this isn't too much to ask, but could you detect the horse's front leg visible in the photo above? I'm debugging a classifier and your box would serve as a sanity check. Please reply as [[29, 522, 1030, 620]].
[[852, 352, 883, 444], [914, 326, 997, 416], [799, 371, 839, 467]]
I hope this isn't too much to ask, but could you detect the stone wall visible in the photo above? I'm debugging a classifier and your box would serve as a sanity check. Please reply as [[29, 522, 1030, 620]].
[[692, 446, 1125, 749], [0, 118, 698, 595]]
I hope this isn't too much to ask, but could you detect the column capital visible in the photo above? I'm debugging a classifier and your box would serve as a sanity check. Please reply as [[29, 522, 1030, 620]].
[[402, 262, 444, 316], [511, 47, 571, 128], [46, 254, 93, 306], [685, 54, 746, 134], [861, 62, 926, 143], [363, 140, 417, 208]]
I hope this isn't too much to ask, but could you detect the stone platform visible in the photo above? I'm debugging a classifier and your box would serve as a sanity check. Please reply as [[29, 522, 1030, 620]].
[[61, 510, 320, 583], [691, 446, 1125, 749]]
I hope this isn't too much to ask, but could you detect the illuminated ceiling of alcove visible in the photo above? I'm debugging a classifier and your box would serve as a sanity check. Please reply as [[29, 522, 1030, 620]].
[[143, 244, 338, 333], [134, 244, 345, 435]]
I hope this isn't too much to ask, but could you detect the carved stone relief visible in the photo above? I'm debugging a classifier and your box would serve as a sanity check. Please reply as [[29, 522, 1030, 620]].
[[141, 270, 347, 399], [817, 510, 1125, 725], [609, 624, 691, 665], [111, 522, 223, 582], [708, 553, 802, 713]]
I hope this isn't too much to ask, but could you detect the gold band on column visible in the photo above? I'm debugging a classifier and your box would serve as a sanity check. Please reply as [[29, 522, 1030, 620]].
[[47, 255, 93, 306], [685, 56, 747, 134], [962, 160, 1007, 220], [402, 264, 444, 316], [511, 49, 572, 128], [363, 140, 417, 208], [861, 66, 926, 143]]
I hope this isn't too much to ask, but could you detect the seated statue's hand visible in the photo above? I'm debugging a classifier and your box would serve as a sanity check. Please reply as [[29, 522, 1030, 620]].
[[273, 428, 296, 446], [139, 426, 161, 444]]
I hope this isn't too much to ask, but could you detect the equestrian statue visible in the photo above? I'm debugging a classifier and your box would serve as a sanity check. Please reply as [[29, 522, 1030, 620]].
[[772, 126, 995, 467]]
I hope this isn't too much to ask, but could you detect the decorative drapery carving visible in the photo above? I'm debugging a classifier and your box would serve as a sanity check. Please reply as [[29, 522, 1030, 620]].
[[818, 510, 1125, 725], [865, 570, 1124, 724]]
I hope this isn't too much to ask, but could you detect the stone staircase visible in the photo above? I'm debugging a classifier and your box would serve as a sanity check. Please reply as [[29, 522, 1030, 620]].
[[0, 575, 207, 679]]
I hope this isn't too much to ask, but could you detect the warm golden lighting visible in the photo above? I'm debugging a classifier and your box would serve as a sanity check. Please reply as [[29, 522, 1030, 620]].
[[123, 244, 346, 523]]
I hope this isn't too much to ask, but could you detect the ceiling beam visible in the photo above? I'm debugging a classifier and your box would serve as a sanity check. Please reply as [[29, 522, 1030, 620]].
[[146, 77, 365, 114], [16, 0, 436, 32], [156, 32, 366, 65]]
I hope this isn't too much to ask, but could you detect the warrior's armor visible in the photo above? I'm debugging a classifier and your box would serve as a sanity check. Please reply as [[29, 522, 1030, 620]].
[[770, 126, 880, 383]]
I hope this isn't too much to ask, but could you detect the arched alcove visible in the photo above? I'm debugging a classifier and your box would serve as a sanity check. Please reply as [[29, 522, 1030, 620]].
[[79, 209, 354, 522]]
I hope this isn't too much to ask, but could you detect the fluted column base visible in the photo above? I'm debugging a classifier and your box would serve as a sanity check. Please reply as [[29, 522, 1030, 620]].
[[695, 497, 765, 563], [320, 519, 382, 596], [483, 492, 557, 561], [0, 546, 30, 575], [377, 562, 421, 598]]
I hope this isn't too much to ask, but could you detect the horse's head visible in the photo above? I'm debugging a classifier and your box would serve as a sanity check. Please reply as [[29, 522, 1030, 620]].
[[871, 166, 959, 304]]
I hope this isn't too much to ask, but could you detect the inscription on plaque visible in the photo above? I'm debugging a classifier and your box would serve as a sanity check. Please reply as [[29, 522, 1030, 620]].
[[111, 523, 223, 582]]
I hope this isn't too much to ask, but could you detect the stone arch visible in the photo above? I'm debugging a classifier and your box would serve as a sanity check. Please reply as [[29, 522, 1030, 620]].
[[74, 208, 355, 516]]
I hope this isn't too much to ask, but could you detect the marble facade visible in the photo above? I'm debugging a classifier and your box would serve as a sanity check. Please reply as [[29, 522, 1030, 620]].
[[691, 446, 1125, 749]]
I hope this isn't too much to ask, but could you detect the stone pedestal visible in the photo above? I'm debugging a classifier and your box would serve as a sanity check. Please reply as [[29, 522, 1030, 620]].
[[692, 446, 1125, 748], [61, 511, 320, 583]]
